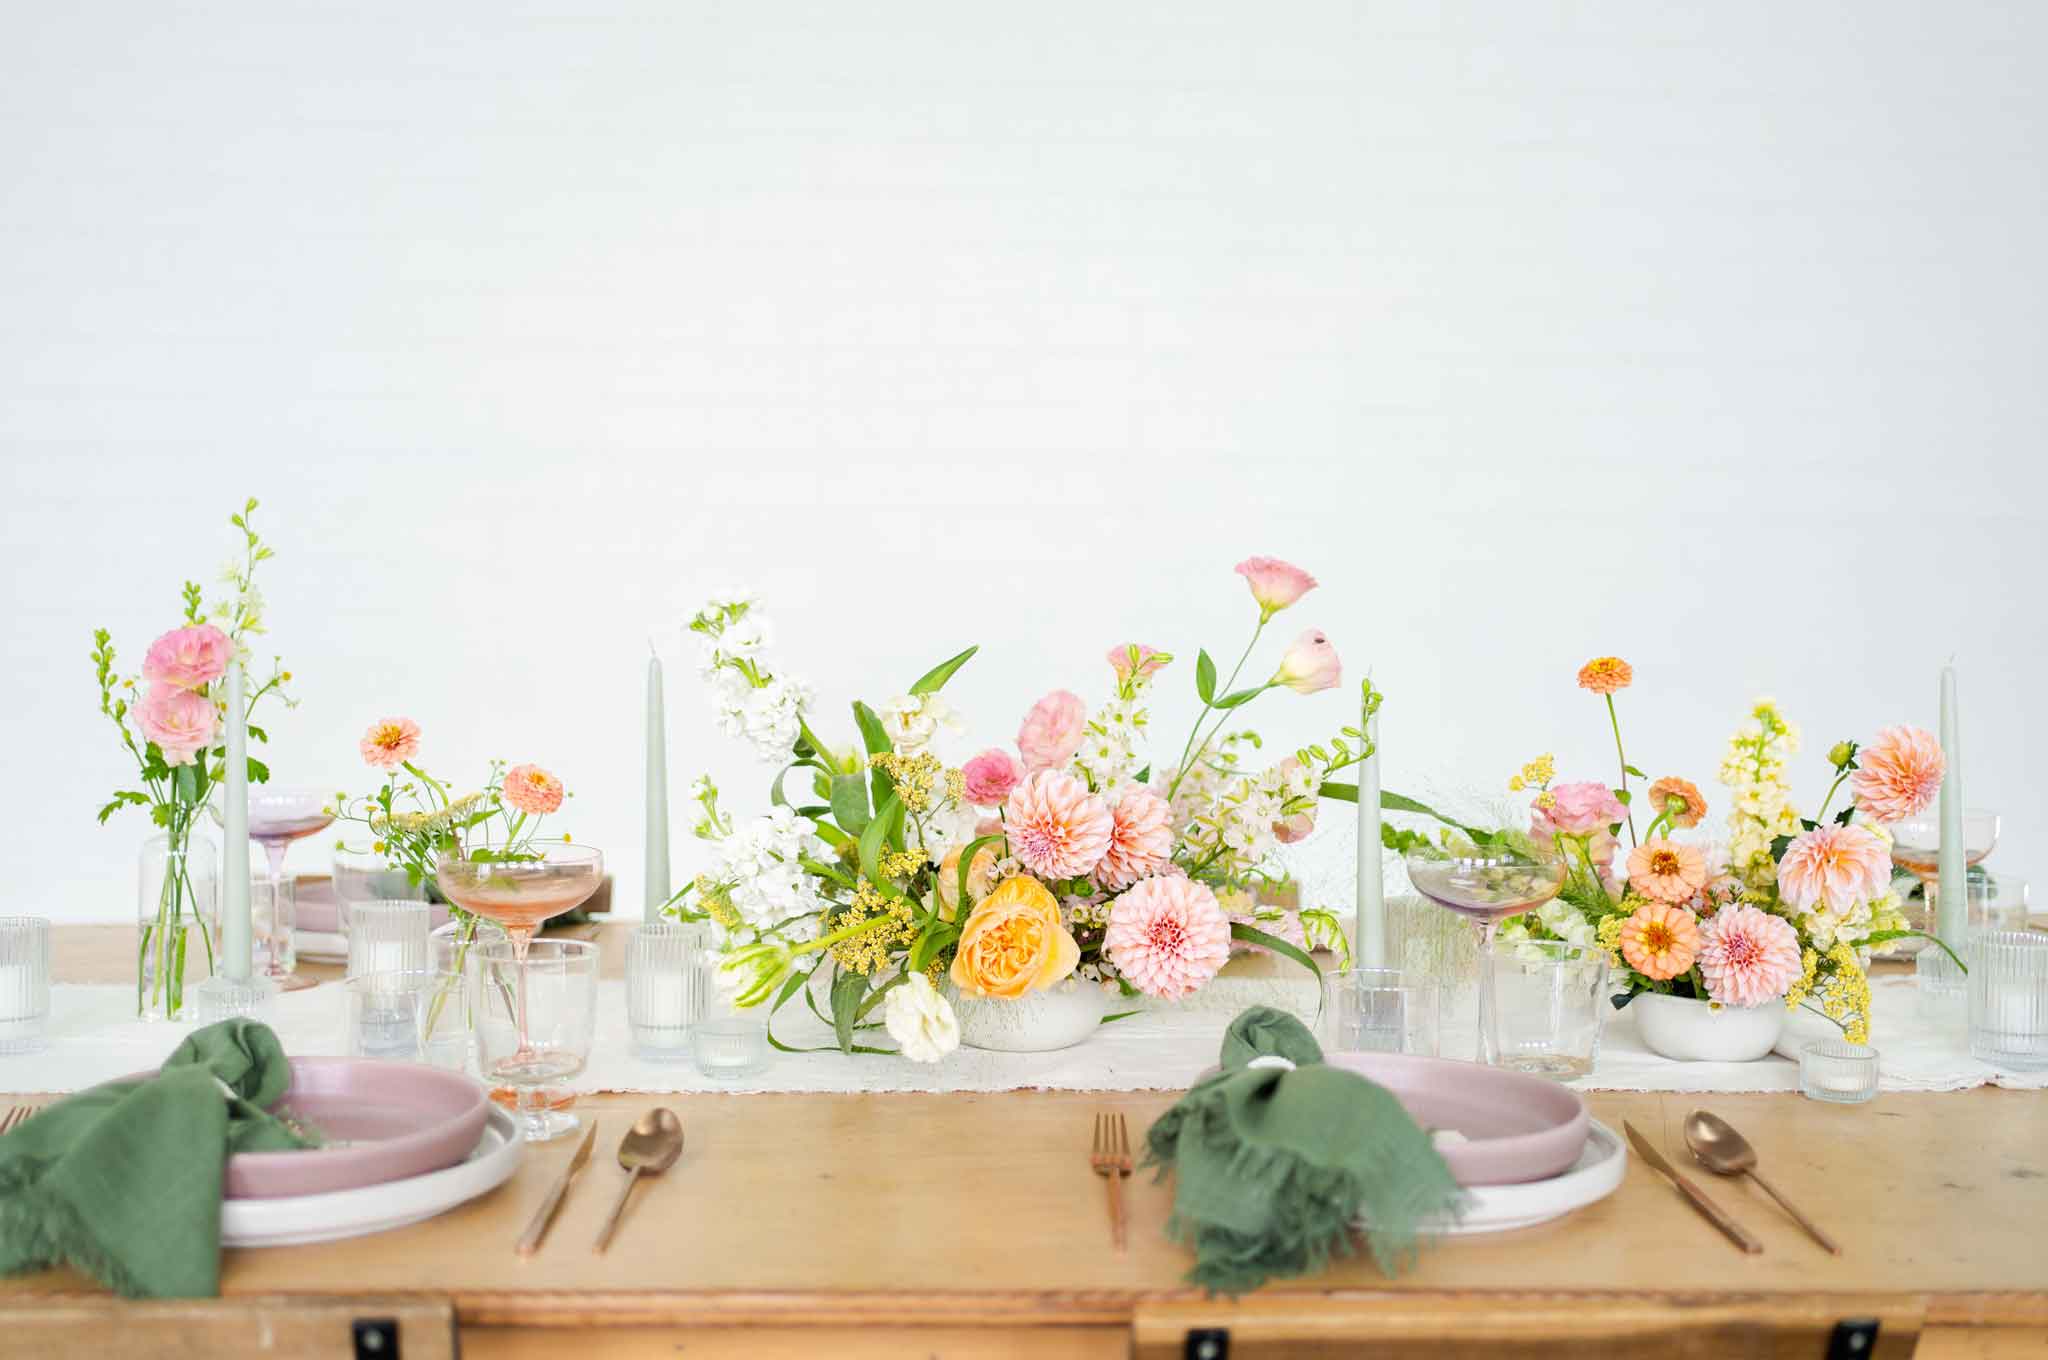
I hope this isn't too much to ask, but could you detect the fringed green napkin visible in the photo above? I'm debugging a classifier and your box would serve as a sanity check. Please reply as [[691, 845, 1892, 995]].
[[1145, 1006, 1461, 1294], [0, 1018, 315, 1298]]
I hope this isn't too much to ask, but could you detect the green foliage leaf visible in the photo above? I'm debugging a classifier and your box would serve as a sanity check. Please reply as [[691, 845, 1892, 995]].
[[1624, 764, 1646, 778], [858, 793, 901, 885], [830, 773, 871, 835], [1769, 833, 1796, 861], [1195, 649, 1217, 704], [908, 645, 978, 696], [954, 833, 1004, 916], [1230, 923, 1323, 1011], [1213, 686, 1265, 710], [245, 756, 270, 785], [852, 701, 891, 757], [830, 969, 869, 1054], [247, 725, 268, 744]]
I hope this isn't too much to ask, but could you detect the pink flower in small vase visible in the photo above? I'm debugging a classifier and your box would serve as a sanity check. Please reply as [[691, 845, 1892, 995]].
[[1530, 781, 1627, 839], [1016, 690, 1087, 771], [135, 685, 216, 766], [1002, 769, 1113, 880], [1106, 643, 1171, 690], [1105, 875, 1234, 999], [960, 748, 1024, 807], [1094, 787, 1174, 890], [1851, 725, 1945, 825], [503, 763, 566, 816], [359, 717, 422, 770], [1696, 903, 1803, 1008], [142, 624, 232, 693], [1776, 824, 1891, 913], [1234, 557, 1318, 620], [1271, 629, 1341, 695]]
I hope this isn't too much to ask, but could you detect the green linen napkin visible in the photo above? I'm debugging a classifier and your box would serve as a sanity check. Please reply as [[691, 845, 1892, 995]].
[[0, 1018, 316, 1299], [1145, 1006, 1461, 1294]]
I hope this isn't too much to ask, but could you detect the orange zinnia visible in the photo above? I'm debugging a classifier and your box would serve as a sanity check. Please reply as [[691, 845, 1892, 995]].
[[1576, 656, 1633, 695], [1618, 901, 1700, 981], [1646, 776, 1707, 829]]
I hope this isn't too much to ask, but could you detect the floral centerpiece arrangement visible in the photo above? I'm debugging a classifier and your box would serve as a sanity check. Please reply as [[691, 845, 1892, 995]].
[[670, 560, 1370, 1061], [92, 499, 294, 1019], [1496, 657, 1957, 1055]]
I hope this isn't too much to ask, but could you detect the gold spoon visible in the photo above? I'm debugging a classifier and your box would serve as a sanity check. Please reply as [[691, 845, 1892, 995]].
[[1683, 1109, 1840, 1255], [592, 1108, 684, 1253]]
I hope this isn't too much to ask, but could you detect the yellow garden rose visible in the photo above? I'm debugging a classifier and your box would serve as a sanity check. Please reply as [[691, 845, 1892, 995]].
[[948, 875, 1080, 999]]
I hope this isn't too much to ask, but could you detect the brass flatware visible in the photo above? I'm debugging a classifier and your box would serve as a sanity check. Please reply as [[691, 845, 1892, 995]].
[[1623, 1120, 1762, 1255], [1685, 1109, 1840, 1255], [516, 1119, 599, 1257], [1090, 1112, 1133, 1251], [594, 1108, 684, 1253], [0, 1105, 38, 1136]]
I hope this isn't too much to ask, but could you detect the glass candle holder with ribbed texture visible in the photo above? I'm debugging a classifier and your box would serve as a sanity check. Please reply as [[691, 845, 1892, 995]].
[[627, 922, 708, 1062], [1968, 931, 2048, 1070], [0, 916, 51, 1055], [346, 900, 430, 979], [1800, 1038, 1879, 1103]]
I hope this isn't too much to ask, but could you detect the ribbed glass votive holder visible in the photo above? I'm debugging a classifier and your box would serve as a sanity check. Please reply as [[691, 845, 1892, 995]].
[[1968, 930, 2048, 1070], [1800, 1038, 1879, 1104], [627, 922, 708, 1062], [346, 900, 430, 979], [0, 916, 52, 1055]]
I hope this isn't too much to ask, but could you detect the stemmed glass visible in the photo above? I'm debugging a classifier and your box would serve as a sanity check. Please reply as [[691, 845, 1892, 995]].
[[245, 787, 336, 991], [1887, 809, 2000, 946], [1405, 851, 1568, 1067]]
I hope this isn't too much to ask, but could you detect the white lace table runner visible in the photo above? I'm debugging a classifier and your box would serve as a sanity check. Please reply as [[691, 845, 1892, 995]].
[[8, 975, 2041, 1097]]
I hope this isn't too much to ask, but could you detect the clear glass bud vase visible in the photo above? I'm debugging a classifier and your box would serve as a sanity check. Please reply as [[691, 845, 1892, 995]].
[[138, 831, 219, 1021]]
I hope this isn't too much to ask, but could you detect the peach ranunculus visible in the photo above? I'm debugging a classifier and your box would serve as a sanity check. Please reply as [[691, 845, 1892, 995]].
[[1618, 901, 1700, 981], [1851, 725, 1945, 825], [1093, 787, 1174, 890], [959, 748, 1023, 807], [1576, 656, 1633, 695], [142, 624, 234, 693], [1016, 690, 1088, 771], [1646, 776, 1708, 829], [359, 716, 422, 770], [1234, 556, 1318, 620], [135, 685, 216, 766], [1003, 769, 1113, 880], [502, 763, 565, 816], [1271, 629, 1341, 695], [1776, 823, 1891, 914], [948, 875, 1080, 999], [936, 841, 1000, 920], [1625, 838, 1709, 904]]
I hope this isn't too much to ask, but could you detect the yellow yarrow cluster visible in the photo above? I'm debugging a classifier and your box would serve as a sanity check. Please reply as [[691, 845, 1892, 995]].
[[1595, 914, 1627, 972], [828, 880, 916, 975], [879, 848, 927, 879], [1783, 941, 1873, 1044], [1507, 753, 1556, 795], [869, 751, 944, 813], [369, 792, 487, 837]]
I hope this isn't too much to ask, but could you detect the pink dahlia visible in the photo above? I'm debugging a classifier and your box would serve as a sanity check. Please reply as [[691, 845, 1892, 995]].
[[503, 763, 566, 816], [142, 623, 232, 692], [1234, 556, 1317, 619], [960, 748, 1023, 807], [1271, 629, 1342, 695], [1696, 903, 1802, 1008], [1094, 787, 1174, 890], [135, 685, 216, 766], [1776, 823, 1891, 913], [1530, 781, 1626, 839], [1016, 690, 1087, 771], [1852, 725, 1945, 825], [1105, 875, 1233, 1000], [359, 716, 422, 770], [1002, 770, 1113, 880]]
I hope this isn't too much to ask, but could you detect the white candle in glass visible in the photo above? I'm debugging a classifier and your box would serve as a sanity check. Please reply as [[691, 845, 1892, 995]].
[[1937, 664, 1966, 949], [221, 656, 252, 980], [1355, 699, 1385, 967], [0, 962, 32, 1020], [645, 647, 670, 924]]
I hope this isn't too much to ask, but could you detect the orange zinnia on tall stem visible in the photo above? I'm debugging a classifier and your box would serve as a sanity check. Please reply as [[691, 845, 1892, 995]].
[[1577, 657, 1638, 846]]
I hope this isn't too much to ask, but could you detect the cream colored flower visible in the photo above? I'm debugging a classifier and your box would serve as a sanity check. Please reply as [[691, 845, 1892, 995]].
[[883, 972, 959, 1063]]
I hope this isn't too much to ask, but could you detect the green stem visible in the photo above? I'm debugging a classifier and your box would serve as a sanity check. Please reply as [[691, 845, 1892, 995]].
[[1605, 694, 1637, 846], [1814, 769, 1851, 825], [1166, 619, 1265, 803]]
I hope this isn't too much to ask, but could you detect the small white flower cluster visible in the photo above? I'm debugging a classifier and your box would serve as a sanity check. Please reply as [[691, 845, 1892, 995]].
[[877, 692, 963, 754], [689, 591, 812, 764], [711, 806, 828, 933], [1076, 695, 1150, 799], [1176, 741, 1330, 881]]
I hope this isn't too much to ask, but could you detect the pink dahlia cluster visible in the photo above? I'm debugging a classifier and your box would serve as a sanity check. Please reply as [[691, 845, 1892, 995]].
[[1776, 823, 1891, 913], [1696, 903, 1802, 1008], [1104, 875, 1233, 1000], [1851, 725, 1944, 825]]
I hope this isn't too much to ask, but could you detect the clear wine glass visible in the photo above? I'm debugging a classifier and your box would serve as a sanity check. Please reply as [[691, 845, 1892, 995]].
[[245, 787, 336, 991], [1405, 850, 1567, 1066], [1887, 809, 1999, 948]]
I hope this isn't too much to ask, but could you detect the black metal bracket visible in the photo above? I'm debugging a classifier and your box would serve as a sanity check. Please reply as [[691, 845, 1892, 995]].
[[1827, 1318, 1880, 1360], [1185, 1327, 1229, 1360], [352, 1316, 400, 1360]]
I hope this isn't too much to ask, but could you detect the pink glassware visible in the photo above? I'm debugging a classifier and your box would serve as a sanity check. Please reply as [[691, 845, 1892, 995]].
[[246, 787, 337, 991], [1405, 852, 1568, 1068]]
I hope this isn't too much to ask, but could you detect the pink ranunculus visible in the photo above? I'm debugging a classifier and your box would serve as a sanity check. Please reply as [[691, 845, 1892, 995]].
[[1105, 875, 1234, 1000], [1852, 725, 1946, 825], [359, 716, 422, 770], [1696, 903, 1803, 1008], [1106, 643, 1171, 688], [1016, 690, 1087, 771], [1776, 823, 1892, 913], [1530, 781, 1627, 839], [1094, 787, 1174, 890], [503, 763, 566, 816], [135, 685, 216, 766], [1271, 629, 1341, 695], [960, 748, 1024, 807], [141, 624, 232, 693], [1002, 769, 1114, 880], [1234, 556, 1318, 619]]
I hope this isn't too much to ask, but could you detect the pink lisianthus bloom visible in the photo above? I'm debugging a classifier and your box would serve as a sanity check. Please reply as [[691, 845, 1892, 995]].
[[1234, 556, 1318, 620], [1016, 690, 1087, 771], [1106, 643, 1171, 692], [1093, 787, 1174, 890], [960, 748, 1024, 807], [1002, 770, 1113, 880], [1851, 725, 1945, 824], [1530, 781, 1626, 838], [135, 685, 216, 766], [1695, 903, 1803, 1008], [503, 763, 566, 816], [359, 717, 422, 770], [1270, 629, 1341, 695], [1105, 875, 1234, 1000], [1776, 824, 1891, 913], [142, 624, 232, 693]]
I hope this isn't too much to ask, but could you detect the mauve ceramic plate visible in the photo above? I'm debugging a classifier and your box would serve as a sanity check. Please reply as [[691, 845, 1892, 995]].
[[223, 1057, 489, 1199], [294, 877, 452, 936], [1324, 1051, 1590, 1186]]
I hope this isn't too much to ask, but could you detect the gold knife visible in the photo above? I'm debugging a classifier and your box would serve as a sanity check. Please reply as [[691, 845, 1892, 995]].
[[516, 1119, 599, 1257], [1624, 1121, 1762, 1255]]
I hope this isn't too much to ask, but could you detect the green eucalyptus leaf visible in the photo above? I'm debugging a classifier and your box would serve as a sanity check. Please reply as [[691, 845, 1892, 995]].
[[908, 645, 978, 695]]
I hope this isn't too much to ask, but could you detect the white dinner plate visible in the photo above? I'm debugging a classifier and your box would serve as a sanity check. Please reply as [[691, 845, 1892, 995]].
[[222, 1104, 523, 1247], [293, 929, 347, 964], [1356, 1120, 1626, 1238]]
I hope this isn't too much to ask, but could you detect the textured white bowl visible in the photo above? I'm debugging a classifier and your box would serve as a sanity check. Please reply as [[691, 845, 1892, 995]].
[[1632, 992, 1786, 1062], [952, 979, 1109, 1052]]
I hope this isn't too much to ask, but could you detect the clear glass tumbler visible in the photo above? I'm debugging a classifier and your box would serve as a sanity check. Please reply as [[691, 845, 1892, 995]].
[[472, 937, 598, 1140], [346, 900, 430, 979], [345, 970, 433, 1060], [1318, 967, 1441, 1057], [628, 922, 708, 1061], [1493, 940, 1610, 1080], [0, 916, 52, 1055], [1968, 930, 2048, 1070], [1800, 1038, 1879, 1104]]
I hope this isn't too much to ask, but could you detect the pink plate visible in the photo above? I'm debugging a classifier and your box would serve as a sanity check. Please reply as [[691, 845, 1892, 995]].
[[1323, 1052, 1590, 1186], [294, 877, 451, 935]]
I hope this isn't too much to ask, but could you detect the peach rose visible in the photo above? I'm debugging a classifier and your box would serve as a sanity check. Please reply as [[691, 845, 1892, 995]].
[[936, 841, 1000, 920], [948, 875, 1080, 999]]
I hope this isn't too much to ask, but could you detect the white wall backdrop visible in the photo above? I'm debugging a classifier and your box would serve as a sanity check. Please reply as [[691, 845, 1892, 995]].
[[3, 2, 2043, 923]]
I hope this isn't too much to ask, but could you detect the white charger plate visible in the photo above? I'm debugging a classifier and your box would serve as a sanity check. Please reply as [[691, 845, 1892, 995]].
[[293, 929, 347, 964], [223, 1104, 522, 1247], [1356, 1120, 1625, 1238]]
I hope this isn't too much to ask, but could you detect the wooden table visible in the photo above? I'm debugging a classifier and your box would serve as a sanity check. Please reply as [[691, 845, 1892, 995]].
[[5, 926, 2046, 1358]]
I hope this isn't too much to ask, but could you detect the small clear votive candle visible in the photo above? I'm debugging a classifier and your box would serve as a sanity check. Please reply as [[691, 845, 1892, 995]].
[[0, 916, 52, 1056], [345, 971, 431, 1060], [691, 1012, 770, 1080], [347, 900, 430, 979], [1800, 1038, 1879, 1104], [628, 922, 707, 1062], [1319, 966, 1441, 1058], [1968, 930, 2048, 1070]]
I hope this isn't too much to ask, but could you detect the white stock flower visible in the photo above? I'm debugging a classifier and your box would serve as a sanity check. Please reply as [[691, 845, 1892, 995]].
[[883, 973, 959, 1063], [878, 693, 962, 754]]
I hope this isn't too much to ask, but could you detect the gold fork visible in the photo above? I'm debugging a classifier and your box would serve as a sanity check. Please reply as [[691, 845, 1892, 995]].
[[1090, 1112, 1133, 1251], [0, 1105, 39, 1136]]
